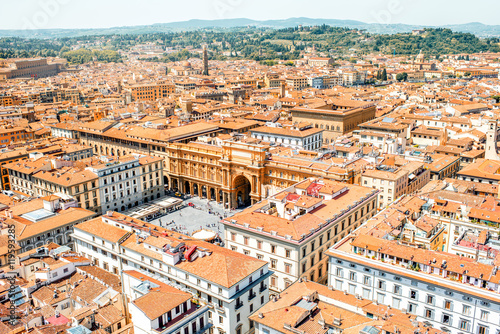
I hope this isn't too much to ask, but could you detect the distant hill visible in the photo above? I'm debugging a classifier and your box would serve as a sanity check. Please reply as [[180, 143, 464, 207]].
[[1, 17, 500, 39]]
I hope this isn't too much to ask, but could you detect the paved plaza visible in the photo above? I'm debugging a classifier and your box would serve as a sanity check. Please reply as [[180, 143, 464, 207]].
[[148, 196, 243, 241]]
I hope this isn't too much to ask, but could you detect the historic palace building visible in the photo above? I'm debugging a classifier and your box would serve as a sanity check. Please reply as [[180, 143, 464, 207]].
[[291, 99, 377, 144], [76, 121, 358, 209]]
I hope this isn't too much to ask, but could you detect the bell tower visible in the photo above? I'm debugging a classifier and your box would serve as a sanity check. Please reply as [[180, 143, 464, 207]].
[[485, 120, 500, 160], [203, 45, 209, 76]]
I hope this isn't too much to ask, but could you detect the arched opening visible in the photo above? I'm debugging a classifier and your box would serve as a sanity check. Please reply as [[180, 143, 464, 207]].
[[121, 206, 125, 211], [201, 185, 207, 198], [218, 190, 223, 203], [193, 183, 199, 196], [164, 176, 169, 190], [184, 181, 190, 194], [128, 204, 132, 209], [172, 179, 178, 192], [210, 188, 215, 201], [233, 175, 251, 208]]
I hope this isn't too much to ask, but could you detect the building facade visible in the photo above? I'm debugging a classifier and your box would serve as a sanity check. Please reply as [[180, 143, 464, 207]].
[[223, 178, 378, 295], [73, 212, 271, 334]]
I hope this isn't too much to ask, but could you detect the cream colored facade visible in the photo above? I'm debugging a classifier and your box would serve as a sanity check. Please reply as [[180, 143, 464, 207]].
[[223, 178, 379, 294], [361, 167, 409, 209]]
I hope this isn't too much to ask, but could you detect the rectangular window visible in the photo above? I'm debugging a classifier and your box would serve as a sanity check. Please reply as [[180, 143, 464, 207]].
[[478, 325, 488, 334], [377, 293, 385, 304], [427, 295, 434, 305], [362, 288, 370, 299], [462, 305, 471, 316], [442, 314, 452, 325], [408, 303, 417, 314], [459, 320, 470, 331], [393, 285, 401, 295], [392, 297, 401, 309], [444, 300, 452, 311], [425, 308, 434, 320]]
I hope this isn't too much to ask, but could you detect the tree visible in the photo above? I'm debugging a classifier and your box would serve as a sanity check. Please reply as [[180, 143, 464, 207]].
[[381, 68, 387, 81], [491, 95, 500, 103], [260, 60, 276, 66], [396, 72, 408, 82], [464, 71, 472, 77]]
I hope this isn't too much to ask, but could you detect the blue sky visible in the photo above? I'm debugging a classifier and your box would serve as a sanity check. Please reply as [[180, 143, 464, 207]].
[[1, 0, 498, 30]]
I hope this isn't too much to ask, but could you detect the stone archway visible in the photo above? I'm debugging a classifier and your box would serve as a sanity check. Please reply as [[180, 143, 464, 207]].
[[184, 181, 190, 194], [193, 183, 199, 196], [233, 174, 251, 208]]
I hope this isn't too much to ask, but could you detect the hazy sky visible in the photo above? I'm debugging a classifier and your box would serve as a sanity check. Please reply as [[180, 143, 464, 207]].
[[1, 0, 498, 30]]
